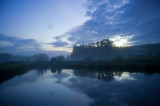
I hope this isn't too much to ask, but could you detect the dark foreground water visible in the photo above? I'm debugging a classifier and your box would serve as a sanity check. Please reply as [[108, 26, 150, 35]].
[[0, 69, 160, 106]]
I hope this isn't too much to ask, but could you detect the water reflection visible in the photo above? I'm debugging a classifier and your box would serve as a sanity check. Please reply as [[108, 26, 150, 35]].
[[0, 68, 160, 106], [0, 69, 93, 106], [74, 69, 124, 82]]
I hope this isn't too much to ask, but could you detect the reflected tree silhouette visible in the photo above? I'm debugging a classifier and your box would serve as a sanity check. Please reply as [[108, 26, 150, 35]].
[[73, 69, 123, 82]]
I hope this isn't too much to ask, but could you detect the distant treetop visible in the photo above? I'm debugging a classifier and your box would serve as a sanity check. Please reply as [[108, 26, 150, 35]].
[[74, 39, 114, 49]]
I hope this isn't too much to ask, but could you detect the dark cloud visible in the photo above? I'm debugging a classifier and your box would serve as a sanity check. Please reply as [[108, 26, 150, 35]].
[[51, 41, 68, 47], [0, 34, 70, 57], [68, 0, 160, 45], [50, 35, 74, 48], [0, 33, 41, 54]]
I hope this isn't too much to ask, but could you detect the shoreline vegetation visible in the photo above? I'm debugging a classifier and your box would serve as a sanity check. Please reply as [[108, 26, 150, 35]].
[[1, 39, 160, 83], [0, 57, 160, 83], [1, 55, 160, 71], [1, 56, 160, 83]]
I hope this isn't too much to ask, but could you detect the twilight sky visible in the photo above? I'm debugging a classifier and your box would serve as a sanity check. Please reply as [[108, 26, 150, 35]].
[[0, 0, 160, 56]]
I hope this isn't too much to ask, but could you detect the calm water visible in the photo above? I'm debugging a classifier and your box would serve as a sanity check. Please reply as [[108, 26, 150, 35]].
[[0, 69, 160, 106]]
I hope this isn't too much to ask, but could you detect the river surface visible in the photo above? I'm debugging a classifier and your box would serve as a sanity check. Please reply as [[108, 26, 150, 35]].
[[0, 69, 160, 106]]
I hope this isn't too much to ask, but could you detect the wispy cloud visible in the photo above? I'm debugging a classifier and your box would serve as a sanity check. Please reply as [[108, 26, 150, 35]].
[[0, 41, 14, 47], [0, 34, 40, 54], [47, 34, 76, 52], [41, 43, 72, 52], [66, 0, 160, 45], [0, 34, 71, 56]]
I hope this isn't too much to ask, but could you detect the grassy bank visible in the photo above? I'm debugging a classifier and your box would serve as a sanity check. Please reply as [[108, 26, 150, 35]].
[[0, 57, 160, 83], [1, 57, 160, 71]]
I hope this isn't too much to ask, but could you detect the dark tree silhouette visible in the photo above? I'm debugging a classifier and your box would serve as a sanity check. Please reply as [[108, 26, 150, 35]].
[[70, 39, 160, 60], [0, 53, 13, 63], [33, 53, 49, 62], [50, 55, 64, 62]]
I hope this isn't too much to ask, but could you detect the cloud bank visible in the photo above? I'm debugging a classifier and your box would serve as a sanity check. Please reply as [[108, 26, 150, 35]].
[[1, 0, 160, 56], [0, 34, 68, 57], [57, 0, 160, 46]]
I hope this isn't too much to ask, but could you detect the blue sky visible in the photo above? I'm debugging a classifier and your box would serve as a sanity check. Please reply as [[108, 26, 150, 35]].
[[0, 0, 160, 56]]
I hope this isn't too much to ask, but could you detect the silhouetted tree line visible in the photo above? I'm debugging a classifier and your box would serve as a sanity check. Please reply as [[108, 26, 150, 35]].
[[70, 39, 160, 60], [0, 53, 13, 63], [1, 39, 160, 63], [0, 53, 49, 63], [50, 55, 64, 62]]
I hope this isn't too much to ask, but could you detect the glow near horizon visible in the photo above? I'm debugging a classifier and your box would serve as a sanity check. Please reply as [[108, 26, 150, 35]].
[[110, 35, 134, 47]]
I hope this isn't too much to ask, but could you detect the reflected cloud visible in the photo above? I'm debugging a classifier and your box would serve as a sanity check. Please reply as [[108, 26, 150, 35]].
[[114, 72, 135, 81], [1, 68, 160, 106], [0, 70, 38, 89], [0, 69, 94, 106]]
